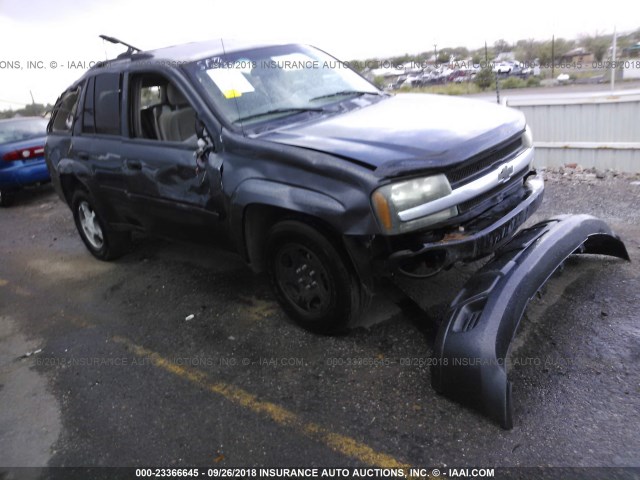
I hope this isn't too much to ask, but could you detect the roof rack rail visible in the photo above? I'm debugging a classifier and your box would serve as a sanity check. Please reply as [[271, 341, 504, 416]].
[[99, 34, 142, 58]]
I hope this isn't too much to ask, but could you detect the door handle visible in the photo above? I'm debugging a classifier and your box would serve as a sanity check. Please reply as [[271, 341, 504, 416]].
[[125, 159, 142, 170]]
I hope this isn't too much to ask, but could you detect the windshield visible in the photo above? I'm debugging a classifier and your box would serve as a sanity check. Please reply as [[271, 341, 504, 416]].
[[187, 44, 380, 126], [0, 118, 48, 144]]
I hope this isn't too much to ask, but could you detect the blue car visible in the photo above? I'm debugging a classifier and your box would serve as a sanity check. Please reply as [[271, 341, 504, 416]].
[[0, 116, 50, 206]]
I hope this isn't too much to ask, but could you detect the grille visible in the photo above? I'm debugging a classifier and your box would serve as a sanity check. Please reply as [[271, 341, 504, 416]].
[[457, 171, 526, 213], [447, 136, 523, 188]]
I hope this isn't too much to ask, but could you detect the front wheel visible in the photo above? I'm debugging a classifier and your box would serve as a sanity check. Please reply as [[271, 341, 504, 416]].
[[265, 220, 362, 334], [71, 190, 130, 260]]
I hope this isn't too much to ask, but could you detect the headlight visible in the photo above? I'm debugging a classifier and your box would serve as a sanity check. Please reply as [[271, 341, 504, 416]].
[[522, 124, 533, 149], [371, 174, 458, 234]]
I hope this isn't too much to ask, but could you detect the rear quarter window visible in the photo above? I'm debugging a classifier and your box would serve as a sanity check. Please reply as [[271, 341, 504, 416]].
[[49, 88, 81, 134]]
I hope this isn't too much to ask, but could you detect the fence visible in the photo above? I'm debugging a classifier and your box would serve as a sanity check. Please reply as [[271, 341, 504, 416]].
[[503, 89, 640, 172]]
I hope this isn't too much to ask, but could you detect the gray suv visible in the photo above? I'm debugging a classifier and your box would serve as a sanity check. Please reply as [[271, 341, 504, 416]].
[[46, 39, 542, 334], [46, 38, 631, 428]]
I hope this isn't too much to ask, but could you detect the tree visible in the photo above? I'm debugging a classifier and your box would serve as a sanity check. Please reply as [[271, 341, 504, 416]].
[[553, 37, 575, 59], [0, 103, 52, 119], [390, 53, 412, 65], [515, 38, 538, 63], [537, 42, 552, 65], [437, 51, 450, 64], [580, 33, 610, 62], [470, 46, 491, 65], [449, 46, 469, 60], [474, 67, 494, 90], [494, 39, 510, 54], [537, 37, 575, 65]]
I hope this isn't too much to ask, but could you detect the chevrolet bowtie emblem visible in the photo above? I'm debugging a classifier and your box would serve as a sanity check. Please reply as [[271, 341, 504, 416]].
[[498, 164, 514, 182]]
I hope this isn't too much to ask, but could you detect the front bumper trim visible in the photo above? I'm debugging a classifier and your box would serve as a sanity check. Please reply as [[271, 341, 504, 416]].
[[431, 214, 630, 429]]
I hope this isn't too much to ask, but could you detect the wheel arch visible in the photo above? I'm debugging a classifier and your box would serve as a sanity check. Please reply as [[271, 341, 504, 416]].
[[230, 179, 349, 269], [59, 173, 89, 206], [242, 203, 347, 274]]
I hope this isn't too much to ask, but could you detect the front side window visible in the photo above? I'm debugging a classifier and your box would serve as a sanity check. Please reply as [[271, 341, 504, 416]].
[[128, 73, 197, 144], [186, 44, 380, 128]]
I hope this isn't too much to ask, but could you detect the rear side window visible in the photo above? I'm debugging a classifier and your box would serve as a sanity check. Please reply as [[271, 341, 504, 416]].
[[82, 77, 96, 133], [82, 73, 121, 135], [49, 88, 81, 134]]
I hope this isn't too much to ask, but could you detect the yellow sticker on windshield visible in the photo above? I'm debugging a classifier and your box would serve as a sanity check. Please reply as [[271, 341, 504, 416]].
[[207, 69, 255, 98], [224, 89, 242, 99]]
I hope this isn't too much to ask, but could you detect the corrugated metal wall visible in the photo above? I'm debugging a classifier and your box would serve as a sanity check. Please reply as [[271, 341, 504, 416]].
[[504, 91, 640, 171]]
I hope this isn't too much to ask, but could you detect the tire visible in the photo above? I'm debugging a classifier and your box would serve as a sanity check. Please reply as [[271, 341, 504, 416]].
[[265, 220, 362, 334], [71, 190, 130, 260], [0, 189, 16, 207]]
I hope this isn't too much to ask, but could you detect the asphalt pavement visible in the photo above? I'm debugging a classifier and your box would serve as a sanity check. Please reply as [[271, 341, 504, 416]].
[[0, 170, 639, 476]]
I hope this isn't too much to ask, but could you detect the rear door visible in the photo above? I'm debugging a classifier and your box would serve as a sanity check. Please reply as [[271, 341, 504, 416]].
[[70, 73, 133, 224]]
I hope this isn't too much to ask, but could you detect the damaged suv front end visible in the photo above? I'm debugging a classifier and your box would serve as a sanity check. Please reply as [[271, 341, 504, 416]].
[[247, 84, 543, 279], [367, 125, 543, 276], [46, 38, 629, 429]]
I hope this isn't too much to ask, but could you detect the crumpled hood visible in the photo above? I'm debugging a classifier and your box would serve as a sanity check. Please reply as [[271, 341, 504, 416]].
[[260, 94, 526, 177]]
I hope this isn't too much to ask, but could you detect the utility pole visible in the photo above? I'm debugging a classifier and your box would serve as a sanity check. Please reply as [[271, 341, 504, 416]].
[[434, 44, 438, 67], [551, 35, 555, 80], [485, 41, 488, 64], [611, 26, 617, 91]]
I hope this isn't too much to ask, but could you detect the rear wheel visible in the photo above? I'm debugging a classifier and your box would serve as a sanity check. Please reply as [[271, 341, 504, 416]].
[[71, 190, 130, 260], [265, 220, 362, 334], [0, 189, 16, 207]]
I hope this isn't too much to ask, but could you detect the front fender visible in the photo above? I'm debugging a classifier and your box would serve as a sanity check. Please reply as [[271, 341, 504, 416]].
[[229, 178, 353, 262], [231, 178, 347, 224], [431, 214, 630, 429]]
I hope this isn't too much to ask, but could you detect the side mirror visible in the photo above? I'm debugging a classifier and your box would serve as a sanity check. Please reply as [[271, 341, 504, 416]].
[[194, 117, 215, 172]]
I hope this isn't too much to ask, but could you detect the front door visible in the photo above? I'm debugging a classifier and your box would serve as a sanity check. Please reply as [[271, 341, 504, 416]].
[[122, 72, 226, 243]]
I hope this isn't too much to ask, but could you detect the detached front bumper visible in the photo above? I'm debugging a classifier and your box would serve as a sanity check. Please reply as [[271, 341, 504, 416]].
[[386, 174, 545, 269], [431, 214, 630, 428]]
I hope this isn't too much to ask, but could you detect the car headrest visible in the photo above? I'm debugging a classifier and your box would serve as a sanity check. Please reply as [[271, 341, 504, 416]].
[[166, 83, 187, 107]]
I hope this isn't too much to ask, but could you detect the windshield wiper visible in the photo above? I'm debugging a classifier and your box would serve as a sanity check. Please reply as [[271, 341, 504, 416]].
[[233, 107, 326, 124], [309, 90, 380, 102]]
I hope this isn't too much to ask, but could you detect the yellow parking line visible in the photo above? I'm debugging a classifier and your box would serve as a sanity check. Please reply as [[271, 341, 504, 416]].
[[112, 335, 411, 470]]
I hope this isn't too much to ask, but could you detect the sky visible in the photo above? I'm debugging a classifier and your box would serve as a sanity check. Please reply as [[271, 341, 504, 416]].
[[0, 0, 637, 110]]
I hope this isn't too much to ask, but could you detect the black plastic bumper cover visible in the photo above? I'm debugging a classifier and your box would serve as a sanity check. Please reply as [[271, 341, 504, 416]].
[[431, 214, 630, 429]]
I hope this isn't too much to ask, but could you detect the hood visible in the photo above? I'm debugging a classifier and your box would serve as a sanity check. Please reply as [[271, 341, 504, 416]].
[[259, 94, 525, 177]]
